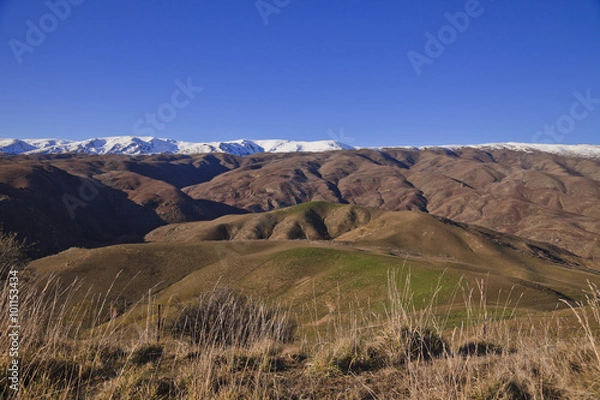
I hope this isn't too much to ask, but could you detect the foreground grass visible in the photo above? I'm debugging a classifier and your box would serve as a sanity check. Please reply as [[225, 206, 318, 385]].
[[1, 269, 599, 399]]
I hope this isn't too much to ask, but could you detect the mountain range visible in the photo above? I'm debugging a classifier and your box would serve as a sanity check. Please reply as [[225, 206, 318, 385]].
[[0, 137, 353, 156], [1, 136, 600, 158], [1, 144, 598, 265]]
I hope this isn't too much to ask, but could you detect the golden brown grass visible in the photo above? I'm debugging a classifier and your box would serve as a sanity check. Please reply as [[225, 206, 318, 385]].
[[1, 266, 600, 399]]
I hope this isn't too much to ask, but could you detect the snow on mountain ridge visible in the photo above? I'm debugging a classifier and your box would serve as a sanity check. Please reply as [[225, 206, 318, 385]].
[[433, 142, 600, 158], [0, 139, 36, 154], [0, 137, 599, 158], [0, 137, 351, 156], [383, 142, 600, 159], [255, 139, 354, 153]]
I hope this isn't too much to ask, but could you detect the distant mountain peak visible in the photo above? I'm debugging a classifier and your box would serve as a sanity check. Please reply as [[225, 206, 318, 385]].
[[0, 136, 598, 158], [0, 137, 353, 156]]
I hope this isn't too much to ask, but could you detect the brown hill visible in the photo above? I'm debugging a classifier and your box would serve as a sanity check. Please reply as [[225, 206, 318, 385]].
[[1, 148, 598, 260], [145, 202, 380, 242], [29, 203, 600, 327], [182, 148, 600, 260], [0, 154, 245, 256], [146, 202, 592, 273]]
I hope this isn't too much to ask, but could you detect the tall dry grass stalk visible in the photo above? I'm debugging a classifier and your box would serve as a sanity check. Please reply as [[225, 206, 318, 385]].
[[0, 265, 599, 399], [562, 282, 600, 367]]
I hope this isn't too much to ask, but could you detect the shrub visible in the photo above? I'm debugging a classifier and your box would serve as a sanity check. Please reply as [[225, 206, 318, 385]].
[[309, 337, 384, 375], [399, 327, 449, 361], [457, 341, 504, 357], [0, 228, 28, 279], [131, 344, 163, 365], [370, 326, 449, 366], [153, 378, 183, 399], [172, 287, 296, 347], [20, 358, 92, 389]]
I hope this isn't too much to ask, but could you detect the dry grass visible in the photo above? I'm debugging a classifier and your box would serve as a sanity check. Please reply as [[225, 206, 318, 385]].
[[0, 228, 28, 279], [1, 266, 599, 399], [172, 286, 296, 346]]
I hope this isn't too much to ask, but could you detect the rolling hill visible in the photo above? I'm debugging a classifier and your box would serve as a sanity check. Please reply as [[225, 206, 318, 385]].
[[1, 146, 598, 263], [27, 203, 600, 332]]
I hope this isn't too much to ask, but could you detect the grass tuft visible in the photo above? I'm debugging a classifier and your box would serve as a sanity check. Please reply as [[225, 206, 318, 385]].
[[1, 266, 599, 398]]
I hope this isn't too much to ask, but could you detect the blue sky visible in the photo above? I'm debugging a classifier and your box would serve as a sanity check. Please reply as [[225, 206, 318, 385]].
[[1, 0, 599, 147]]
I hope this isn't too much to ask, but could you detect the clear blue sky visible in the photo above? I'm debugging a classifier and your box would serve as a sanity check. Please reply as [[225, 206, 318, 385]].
[[1, 0, 599, 147]]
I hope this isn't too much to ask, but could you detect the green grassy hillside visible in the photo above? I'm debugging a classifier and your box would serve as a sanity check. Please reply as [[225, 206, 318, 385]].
[[14, 203, 600, 398], [29, 232, 600, 333]]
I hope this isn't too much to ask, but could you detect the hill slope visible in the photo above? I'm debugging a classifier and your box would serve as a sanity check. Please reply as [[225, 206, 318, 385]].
[[1, 147, 599, 260], [182, 148, 600, 260], [146, 202, 595, 278], [29, 202, 600, 329], [27, 240, 595, 321]]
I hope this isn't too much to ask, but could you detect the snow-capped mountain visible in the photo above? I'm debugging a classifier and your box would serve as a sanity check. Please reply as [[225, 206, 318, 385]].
[[0, 139, 37, 154], [0, 137, 354, 156], [436, 142, 600, 159], [385, 142, 600, 159], [0, 136, 599, 158]]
